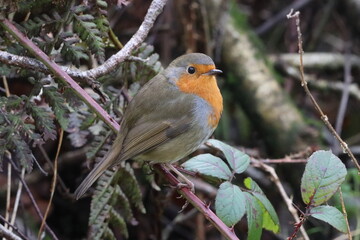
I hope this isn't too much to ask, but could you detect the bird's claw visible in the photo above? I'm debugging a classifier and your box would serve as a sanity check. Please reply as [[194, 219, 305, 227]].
[[176, 182, 195, 193]]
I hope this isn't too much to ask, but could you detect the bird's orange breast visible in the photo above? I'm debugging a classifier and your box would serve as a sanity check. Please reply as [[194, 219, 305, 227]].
[[176, 64, 223, 128]]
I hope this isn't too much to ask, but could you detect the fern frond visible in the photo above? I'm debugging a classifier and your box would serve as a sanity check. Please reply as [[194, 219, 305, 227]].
[[22, 11, 63, 37], [58, 32, 89, 67], [118, 164, 146, 213], [26, 104, 57, 141], [10, 133, 34, 172], [43, 86, 69, 130], [86, 130, 112, 160], [72, 9, 105, 63], [109, 208, 128, 238], [88, 163, 144, 239], [91, 0, 109, 36]]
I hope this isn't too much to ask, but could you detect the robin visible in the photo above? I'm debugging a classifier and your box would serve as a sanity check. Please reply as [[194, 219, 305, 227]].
[[75, 53, 223, 199]]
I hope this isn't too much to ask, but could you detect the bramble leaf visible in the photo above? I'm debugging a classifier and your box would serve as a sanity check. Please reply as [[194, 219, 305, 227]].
[[182, 153, 232, 180], [215, 182, 246, 226], [301, 150, 347, 206], [244, 177, 280, 233], [310, 205, 347, 233], [244, 192, 263, 240], [207, 139, 250, 174]]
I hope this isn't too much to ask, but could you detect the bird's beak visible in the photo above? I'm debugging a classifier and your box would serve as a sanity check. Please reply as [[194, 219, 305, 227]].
[[203, 69, 223, 76]]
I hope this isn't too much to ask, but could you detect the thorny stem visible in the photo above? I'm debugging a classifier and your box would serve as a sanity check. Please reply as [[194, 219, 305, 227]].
[[286, 9, 353, 239], [155, 165, 239, 240], [286, 9, 360, 172]]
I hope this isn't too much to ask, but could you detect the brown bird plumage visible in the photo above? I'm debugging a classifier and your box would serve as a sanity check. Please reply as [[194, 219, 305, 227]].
[[75, 53, 223, 199]]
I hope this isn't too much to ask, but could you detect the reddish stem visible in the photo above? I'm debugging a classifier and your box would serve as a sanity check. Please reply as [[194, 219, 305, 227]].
[[155, 165, 239, 240]]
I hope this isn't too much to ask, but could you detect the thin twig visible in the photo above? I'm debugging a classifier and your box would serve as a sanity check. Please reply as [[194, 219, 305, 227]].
[[252, 159, 310, 240], [38, 129, 63, 239], [286, 9, 360, 172], [0, 224, 22, 240], [4, 162, 11, 232], [338, 187, 352, 240], [9, 168, 25, 232], [0, 215, 29, 240], [2, 75, 10, 96], [8, 160, 59, 240], [108, 28, 124, 49], [3, 75, 11, 236], [38, 145, 69, 195]]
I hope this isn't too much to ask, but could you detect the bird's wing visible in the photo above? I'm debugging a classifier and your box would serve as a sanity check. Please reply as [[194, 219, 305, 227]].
[[114, 116, 191, 164]]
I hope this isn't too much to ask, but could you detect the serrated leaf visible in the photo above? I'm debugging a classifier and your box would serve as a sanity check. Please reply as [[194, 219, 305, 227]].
[[310, 205, 347, 233], [207, 139, 250, 174], [244, 177, 280, 233], [301, 150, 347, 206], [182, 153, 232, 180], [215, 182, 246, 226], [244, 192, 263, 240]]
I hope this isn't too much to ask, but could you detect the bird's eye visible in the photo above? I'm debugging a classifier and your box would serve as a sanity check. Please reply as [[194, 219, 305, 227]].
[[187, 66, 196, 74]]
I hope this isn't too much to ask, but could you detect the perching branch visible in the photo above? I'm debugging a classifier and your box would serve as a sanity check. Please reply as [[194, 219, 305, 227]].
[[155, 165, 239, 240]]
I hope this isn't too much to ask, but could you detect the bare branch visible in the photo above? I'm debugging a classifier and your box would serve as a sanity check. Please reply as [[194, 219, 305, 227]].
[[0, 224, 22, 240], [252, 160, 310, 240], [78, 0, 167, 79], [286, 10, 360, 172]]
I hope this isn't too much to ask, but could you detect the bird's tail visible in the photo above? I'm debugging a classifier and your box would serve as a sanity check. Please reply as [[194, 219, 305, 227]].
[[74, 135, 123, 199]]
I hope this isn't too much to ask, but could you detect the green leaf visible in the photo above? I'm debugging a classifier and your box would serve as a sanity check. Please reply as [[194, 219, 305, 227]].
[[244, 192, 263, 240], [207, 139, 250, 174], [244, 177, 280, 233], [182, 153, 232, 180], [310, 205, 347, 233], [215, 182, 246, 226], [301, 150, 347, 206]]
